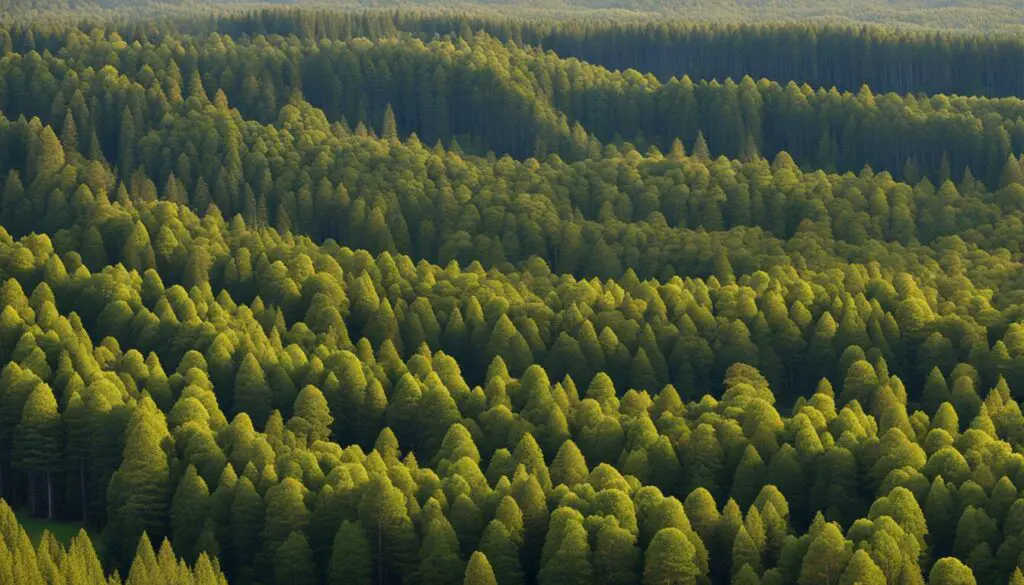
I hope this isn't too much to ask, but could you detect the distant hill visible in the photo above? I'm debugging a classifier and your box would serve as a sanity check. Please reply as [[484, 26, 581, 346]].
[[2, 0, 1024, 31]]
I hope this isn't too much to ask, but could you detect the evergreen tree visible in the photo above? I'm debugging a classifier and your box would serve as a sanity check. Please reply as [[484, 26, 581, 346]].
[[928, 558, 977, 585], [234, 354, 272, 428], [644, 528, 700, 585], [106, 398, 171, 568], [416, 502, 466, 585], [291, 384, 333, 444], [170, 465, 209, 563], [12, 383, 62, 519], [465, 551, 499, 585], [382, 104, 399, 141], [330, 521, 373, 585], [274, 531, 317, 585], [479, 519, 525, 585]]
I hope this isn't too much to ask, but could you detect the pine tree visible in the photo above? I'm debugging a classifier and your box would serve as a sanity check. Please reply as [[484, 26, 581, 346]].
[[359, 475, 419, 581], [433, 423, 481, 470], [732, 526, 761, 576], [417, 502, 466, 585], [928, 557, 977, 585], [170, 465, 209, 563], [193, 177, 213, 214], [382, 104, 399, 141], [230, 476, 263, 576], [28, 126, 65, 183], [797, 521, 852, 585], [330, 521, 373, 585], [65, 529, 106, 584], [839, 549, 886, 585], [233, 354, 272, 428], [550, 440, 589, 487], [691, 131, 711, 162], [263, 477, 310, 558], [465, 551, 499, 585], [124, 533, 161, 585], [593, 520, 641, 585], [274, 531, 316, 585], [538, 514, 594, 585], [60, 109, 78, 155], [733, 564, 761, 585], [0, 499, 44, 585], [12, 383, 62, 519], [479, 519, 524, 585], [449, 495, 484, 557], [644, 528, 700, 585], [291, 384, 333, 445], [486, 315, 533, 376], [684, 423, 724, 498], [121, 221, 157, 272], [730, 445, 766, 509], [106, 397, 171, 567], [118, 107, 136, 180]]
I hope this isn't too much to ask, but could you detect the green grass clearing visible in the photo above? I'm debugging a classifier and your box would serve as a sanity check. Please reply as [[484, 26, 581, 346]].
[[13, 506, 92, 547]]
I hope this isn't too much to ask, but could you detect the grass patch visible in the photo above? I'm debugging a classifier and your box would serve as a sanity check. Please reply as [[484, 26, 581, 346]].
[[14, 507, 90, 547]]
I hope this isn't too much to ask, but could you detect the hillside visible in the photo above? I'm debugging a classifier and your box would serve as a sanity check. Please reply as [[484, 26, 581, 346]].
[[1, 6, 1024, 585], [3, 0, 1024, 31]]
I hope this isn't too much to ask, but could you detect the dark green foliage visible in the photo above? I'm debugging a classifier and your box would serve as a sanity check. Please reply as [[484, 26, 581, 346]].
[[0, 7, 1023, 585]]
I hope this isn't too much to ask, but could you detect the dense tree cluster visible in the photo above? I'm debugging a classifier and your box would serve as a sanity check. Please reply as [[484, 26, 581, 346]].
[[13, 9, 1024, 94], [0, 7, 1023, 585], [404, 16, 1024, 97], [5, 0, 1024, 33], [4, 21, 1024, 190], [0, 499, 229, 584]]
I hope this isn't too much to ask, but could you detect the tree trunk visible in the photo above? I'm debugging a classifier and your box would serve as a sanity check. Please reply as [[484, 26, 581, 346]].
[[28, 472, 36, 516], [46, 471, 54, 521], [80, 460, 87, 523], [378, 512, 384, 585]]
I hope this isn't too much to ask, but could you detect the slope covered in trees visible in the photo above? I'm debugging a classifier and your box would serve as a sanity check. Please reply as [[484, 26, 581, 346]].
[[7, 17, 1024, 187], [1, 7, 1024, 585], [5, 0, 1024, 33]]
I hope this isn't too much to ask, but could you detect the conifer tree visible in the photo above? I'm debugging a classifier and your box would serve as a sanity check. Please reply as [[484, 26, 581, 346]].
[[417, 501, 466, 585], [465, 551, 499, 585], [106, 397, 171, 567], [233, 354, 272, 428], [359, 475, 419, 581], [330, 521, 373, 585], [12, 383, 62, 519], [230, 476, 264, 577], [479, 519, 525, 585], [644, 528, 700, 585], [928, 558, 977, 585], [170, 465, 210, 563], [382, 104, 399, 141], [291, 384, 333, 445], [274, 531, 316, 585]]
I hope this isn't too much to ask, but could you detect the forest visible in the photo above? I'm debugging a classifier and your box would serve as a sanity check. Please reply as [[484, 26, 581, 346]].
[[5, 0, 1024, 32], [2, 4, 1024, 585]]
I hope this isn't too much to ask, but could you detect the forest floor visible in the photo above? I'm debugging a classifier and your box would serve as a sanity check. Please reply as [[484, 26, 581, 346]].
[[14, 508, 92, 547]]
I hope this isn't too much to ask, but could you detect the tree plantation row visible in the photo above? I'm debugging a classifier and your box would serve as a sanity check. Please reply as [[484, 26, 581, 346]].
[[15, 9, 1024, 95], [4, 24, 1024, 193], [190, 10, 1024, 96], [0, 8, 1021, 585]]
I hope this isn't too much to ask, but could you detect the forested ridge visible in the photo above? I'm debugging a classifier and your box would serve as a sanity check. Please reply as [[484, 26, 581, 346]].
[[4, 0, 1024, 33], [2, 6, 1024, 585]]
